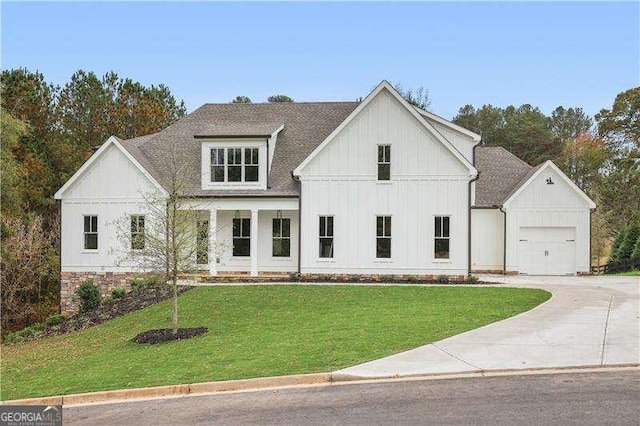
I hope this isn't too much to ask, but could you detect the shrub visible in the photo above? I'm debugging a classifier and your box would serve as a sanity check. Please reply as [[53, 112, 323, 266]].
[[407, 275, 420, 283], [111, 287, 126, 299], [44, 314, 65, 327], [436, 275, 449, 284], [75, 279, 101, 313], [3, 323, 44, 344], [466, 274, 479, 284], [289, 272, 301, 282], [632, 234, 640, 260], [130, 276, 161, 292]]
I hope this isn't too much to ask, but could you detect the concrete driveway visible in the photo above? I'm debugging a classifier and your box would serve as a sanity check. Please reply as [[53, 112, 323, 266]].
[[334, 275, 639, 379]]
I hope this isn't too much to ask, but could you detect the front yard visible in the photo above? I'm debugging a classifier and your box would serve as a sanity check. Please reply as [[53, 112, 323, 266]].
[[1, 285, 550, 400]]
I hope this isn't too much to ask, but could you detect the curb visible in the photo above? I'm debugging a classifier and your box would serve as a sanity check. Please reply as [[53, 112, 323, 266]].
[[3, 364, 638, 407]]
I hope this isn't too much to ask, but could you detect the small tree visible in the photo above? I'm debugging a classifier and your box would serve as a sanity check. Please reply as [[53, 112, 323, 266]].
[[113, 149, 222, 335], [608, 227, 627, 264], [631, 233, 640, 260], [618, 222, 640, 262]]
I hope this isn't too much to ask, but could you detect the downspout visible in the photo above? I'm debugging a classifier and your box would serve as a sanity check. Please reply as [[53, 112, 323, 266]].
[[468, 145, 480, 276], [57, 199, 62, 314], [589, 207, 594, 274], [292, 172, 302, 275], [499, 206, 507, 274], [266, 138, 270, 188]]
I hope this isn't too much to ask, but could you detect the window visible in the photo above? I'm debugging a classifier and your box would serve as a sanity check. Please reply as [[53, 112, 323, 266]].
[[376, 216, 391, 258], [83, 215, 98, 250], [245, 148, 259, 182], [210, 147, 260, 183], [272, 218, 290, 257], [232, 218, 250, 257], [319, 216, 334, 258], [196, 219, 208, 264], [130, 215, 145, 250], [228, 148, 242, 182], [377, 145, 391, 181], [434, 216, 450, 259], [211, 149, 225, 182]]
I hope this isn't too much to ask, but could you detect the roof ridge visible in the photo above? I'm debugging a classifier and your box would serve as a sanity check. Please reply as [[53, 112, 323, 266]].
[[201, 101, 361, 106]]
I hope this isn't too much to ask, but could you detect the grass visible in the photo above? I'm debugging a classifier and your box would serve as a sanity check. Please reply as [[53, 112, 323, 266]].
[[613, 269, 640, 276], [1, 285, 550, 400]]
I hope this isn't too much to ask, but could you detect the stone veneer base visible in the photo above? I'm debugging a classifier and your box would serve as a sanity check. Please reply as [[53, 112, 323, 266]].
[[60, 271, 138, 315]]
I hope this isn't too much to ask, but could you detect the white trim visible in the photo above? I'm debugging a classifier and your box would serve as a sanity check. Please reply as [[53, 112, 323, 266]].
[[502, 160, 596, 209], [293, 80, 477, 178], [413, 106, 482, 143], [54, 136, 167, 199]]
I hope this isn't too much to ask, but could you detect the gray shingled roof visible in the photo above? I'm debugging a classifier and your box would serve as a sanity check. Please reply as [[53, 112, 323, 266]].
[[120, 102, 359, 197], [474, 146, 533, 207], [120, 106, 534, 205]]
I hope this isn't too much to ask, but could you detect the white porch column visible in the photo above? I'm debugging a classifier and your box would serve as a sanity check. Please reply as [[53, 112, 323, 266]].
[[208, 208, 217, 276], [250, 208, 259, 277]]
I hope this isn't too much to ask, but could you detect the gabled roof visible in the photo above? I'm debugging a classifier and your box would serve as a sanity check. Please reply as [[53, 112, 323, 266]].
[[473, 146, 595, 209], [473, 146, 533, 207], [54, 136, 166, 199], [502, 160, 596, 209], [119, 102, 359, 197], [294, 81, 477, 177]]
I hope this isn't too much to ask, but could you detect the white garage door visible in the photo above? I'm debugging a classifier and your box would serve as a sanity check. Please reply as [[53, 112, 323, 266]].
[[518, 227, 576, 275]]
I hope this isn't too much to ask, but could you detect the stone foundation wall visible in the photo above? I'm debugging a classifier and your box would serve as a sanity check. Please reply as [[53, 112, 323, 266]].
[[202, 273, 468, 284], [60, 271, 137, 315]]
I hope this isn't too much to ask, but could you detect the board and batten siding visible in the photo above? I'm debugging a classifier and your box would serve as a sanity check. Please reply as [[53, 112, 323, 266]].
[[504, 165, 592, 274], [60, 144, 160, 272], [471, 208, 504, 272], [298, 89, 472, 275]]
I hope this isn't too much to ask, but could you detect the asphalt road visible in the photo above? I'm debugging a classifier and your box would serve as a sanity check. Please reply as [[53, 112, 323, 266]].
[[66, 370, 640, 425]]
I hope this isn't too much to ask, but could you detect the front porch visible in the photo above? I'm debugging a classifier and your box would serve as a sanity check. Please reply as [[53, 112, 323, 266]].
[[185, 198, 299, 277]]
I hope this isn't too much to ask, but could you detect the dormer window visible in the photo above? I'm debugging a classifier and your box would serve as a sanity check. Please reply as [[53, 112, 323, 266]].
[[209, 147, 260, 184]]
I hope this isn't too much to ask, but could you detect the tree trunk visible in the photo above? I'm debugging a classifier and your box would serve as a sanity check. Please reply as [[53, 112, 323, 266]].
[[172, 273, 178, 335]]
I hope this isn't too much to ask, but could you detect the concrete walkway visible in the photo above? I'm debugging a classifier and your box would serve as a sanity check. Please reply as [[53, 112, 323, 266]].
[[335, 275, 640, 378]]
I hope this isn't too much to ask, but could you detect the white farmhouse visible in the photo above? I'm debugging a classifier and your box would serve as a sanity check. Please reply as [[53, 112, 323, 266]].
[[55, 81, 595, 313]]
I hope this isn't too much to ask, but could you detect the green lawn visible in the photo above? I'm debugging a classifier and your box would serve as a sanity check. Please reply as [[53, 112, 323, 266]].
[[1, 285, 550, 400], [614, 269, 640, 276]]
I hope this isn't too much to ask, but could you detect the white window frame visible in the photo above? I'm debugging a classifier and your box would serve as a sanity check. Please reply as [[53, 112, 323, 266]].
[[376, 215, 392, 259], [130, 215, 145, 250], [318, 215, 334, 259], [272, 217, 291, 258], [377, 144, 391, 181], [83, 215, 98, 251], [434, 215, 451, 261], [202, 140, 265, 190]]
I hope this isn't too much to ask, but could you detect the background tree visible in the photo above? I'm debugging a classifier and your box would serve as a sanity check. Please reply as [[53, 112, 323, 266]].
[[267, 94, 294, 103], [232, 96, 252, 103], [549, 106, 593, 143], [595, 87, 640, 150], [556, 133, 606, 195], [617, 222, 639, 262], [393, 83, 431, 110]]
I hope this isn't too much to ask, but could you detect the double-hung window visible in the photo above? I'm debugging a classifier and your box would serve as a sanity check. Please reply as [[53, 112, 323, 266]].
[[232, 218, 251, 257], [272, 218, 290, 257], [434, 216, 450, 259], [228, 148, 242, 182], [245, 148, 259, 182], [83, 215, 98, 250], [210, 147, 260, 183], [319, 216, 334, 258], [130, 215, 145, 250], [211, 149, 225, 182], [376, 216, 392, 258], [377, 145, 391, 181], [196, 219, 209, 264]]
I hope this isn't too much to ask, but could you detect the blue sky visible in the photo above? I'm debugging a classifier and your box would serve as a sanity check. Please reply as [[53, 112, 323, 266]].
[[2, 2, 638, 119]]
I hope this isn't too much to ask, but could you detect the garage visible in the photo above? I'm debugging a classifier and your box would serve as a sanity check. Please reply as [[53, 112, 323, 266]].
[[518, 227, 576, 275]]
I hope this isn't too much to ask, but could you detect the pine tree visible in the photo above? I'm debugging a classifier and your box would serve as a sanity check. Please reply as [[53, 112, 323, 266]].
[[608, 228, 627, 264], [618, 222, 640, 262]]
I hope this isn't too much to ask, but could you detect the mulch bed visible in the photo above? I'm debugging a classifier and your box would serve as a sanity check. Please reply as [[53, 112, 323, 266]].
[[42, 285, 193, 338], [132, 327, 208, 344]]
